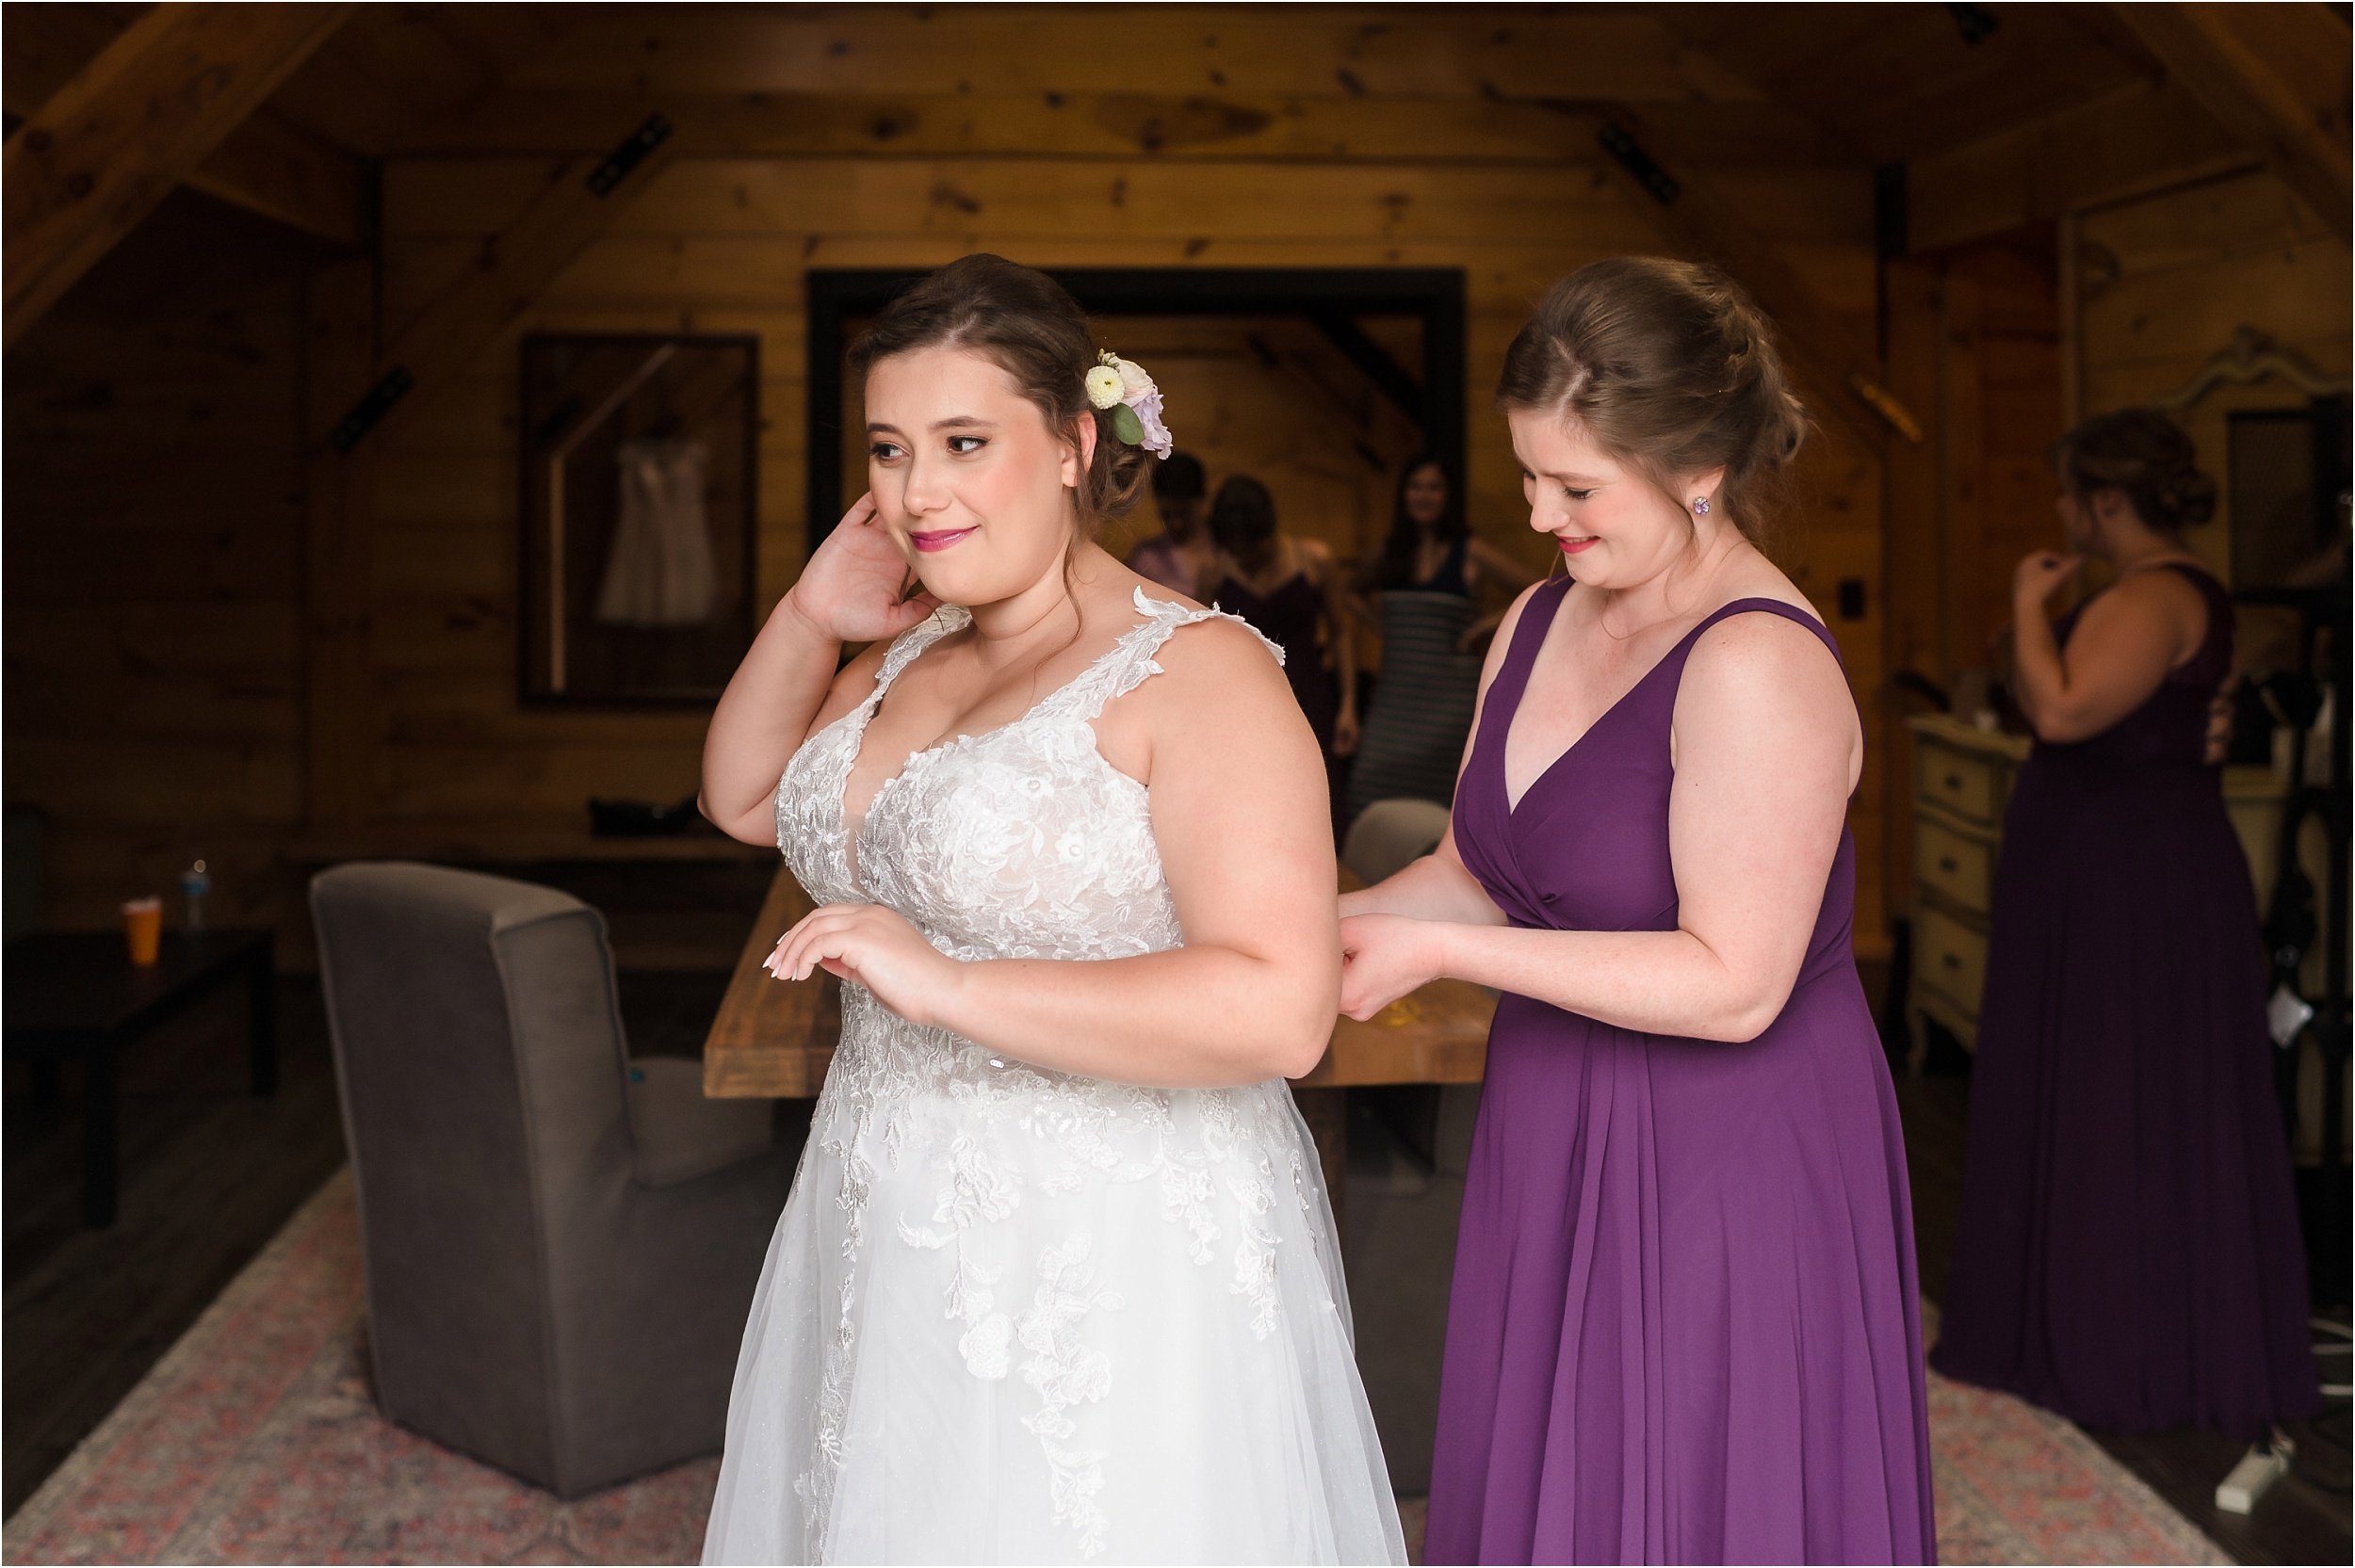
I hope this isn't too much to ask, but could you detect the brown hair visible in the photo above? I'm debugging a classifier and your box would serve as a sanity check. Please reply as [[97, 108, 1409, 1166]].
[[1496, 256, 1810, 537], [2048, 409, 2217, 533], [1208, 474, 1280, 574], [847, 253, 1150, 532]]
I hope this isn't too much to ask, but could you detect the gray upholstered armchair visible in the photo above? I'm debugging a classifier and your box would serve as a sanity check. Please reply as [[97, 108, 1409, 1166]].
[[310, 862, 792, 1498]]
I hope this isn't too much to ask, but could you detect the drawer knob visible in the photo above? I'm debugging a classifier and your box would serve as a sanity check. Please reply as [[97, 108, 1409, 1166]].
[[1939, 856, 1957, 872], [1942, 953, 1960, 969], [1944, 773, 1963, 789]]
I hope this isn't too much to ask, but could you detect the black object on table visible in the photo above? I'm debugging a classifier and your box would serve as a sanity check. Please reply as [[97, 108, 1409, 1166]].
[[5, 927, 276, 1227]]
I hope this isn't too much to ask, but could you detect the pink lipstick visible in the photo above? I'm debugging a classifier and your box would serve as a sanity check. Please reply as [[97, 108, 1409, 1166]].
[[1559, 535, 1598, 556], [910, 526, 978, 553]]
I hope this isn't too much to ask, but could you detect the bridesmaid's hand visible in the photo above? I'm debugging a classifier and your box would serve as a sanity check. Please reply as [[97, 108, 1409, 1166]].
[[767, 902, 962, 1026], [2012, 550, 2083, 610], [781, 493, 943, 645], [1334, 702, 1361, 758], [1338, 913, 1442, 1021]]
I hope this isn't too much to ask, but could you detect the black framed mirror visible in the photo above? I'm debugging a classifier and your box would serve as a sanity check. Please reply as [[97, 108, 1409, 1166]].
[[518, 332, 760, 705]]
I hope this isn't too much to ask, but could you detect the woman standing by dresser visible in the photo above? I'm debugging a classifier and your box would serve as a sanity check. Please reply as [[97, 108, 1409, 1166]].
[[1931, 410, 2320, 1442]]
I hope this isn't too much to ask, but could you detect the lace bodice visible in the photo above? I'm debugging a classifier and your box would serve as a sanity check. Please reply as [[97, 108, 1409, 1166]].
[[758, 588, 1355, 1561], [776, 586, 1279, 966]]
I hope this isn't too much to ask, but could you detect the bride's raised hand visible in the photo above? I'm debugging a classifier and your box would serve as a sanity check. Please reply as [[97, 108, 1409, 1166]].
[[781, 493, 943, 645]]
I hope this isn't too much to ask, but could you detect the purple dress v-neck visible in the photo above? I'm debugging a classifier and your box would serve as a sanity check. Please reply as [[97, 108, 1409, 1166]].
[[1429, 577, 1937, 1564]]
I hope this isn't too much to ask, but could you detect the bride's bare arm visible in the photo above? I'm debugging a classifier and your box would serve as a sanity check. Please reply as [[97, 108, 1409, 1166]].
[[699, 495, 939, 845], [1336, 580, 1551, 927], [928, 617, 1341, 1087]]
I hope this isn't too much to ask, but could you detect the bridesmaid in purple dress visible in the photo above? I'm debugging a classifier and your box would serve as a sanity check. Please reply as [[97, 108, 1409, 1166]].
[[1339, 258, 1936, 1563], [1931, 411, 2319, 1440]]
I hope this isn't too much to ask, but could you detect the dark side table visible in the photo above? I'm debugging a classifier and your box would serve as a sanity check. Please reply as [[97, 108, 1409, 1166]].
[[5, 928, 276, 1226]]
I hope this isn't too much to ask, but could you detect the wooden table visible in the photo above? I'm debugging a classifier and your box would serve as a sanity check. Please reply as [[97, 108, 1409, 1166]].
[[703, 867, 1494, 1214], [5, 928, 277, 1226]]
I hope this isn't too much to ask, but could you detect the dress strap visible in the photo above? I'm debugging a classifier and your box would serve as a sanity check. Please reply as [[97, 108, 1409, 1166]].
[[1486, 574, 1575, 715], [1682, 595, 1844, 667], [861, 603, 971, 709], [1047, 586, 1285, 722]]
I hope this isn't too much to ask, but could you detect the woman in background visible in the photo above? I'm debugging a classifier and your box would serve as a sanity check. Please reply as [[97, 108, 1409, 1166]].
[[1340, 257, 1933, 1563], [1345, 456, 1535, 826], [1932, 409, 2319, 1442], [1205, 475, 1359, 820], [1124, 446, 1210, 595]]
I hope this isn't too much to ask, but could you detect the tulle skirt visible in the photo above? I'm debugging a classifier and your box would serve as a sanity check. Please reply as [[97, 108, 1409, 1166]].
[[700, 1017, 1405, 1565]]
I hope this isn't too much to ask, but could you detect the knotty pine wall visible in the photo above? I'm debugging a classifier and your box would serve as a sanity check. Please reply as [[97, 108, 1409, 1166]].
[[2071, 165, 2351, 580], [370, 146, 1892, 944], [3, 194, 313, 931], [6, 8, 1900, 946]]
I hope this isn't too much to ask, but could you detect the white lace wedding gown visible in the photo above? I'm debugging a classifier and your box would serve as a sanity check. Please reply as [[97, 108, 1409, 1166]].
[[701, 589, 1405, 1565]]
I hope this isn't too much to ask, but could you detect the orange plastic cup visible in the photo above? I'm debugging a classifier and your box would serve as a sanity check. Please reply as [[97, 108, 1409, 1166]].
[[122, 897, 163, 966]]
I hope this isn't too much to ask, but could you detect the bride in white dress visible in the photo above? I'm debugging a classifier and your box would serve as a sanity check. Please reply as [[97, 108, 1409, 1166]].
[[694, 254, 1404, 1565]]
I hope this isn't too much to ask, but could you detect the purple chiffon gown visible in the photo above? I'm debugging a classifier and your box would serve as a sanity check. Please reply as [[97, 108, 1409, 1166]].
[[1429, 576, 1938, 1564], [1929, 563, 2319, 1439]]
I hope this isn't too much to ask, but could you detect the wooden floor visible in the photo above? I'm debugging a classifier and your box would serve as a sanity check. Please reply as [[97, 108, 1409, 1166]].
[[6, 970, 2349, 1562], [1895, 1053, 2353, 1567]]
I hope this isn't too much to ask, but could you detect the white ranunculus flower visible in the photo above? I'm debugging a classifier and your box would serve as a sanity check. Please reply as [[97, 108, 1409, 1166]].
[[1114, 357, 1153, 398]]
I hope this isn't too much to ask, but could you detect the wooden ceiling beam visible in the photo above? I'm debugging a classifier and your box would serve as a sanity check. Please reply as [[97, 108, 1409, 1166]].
[[2, 6, 366, 250], [1907, 77, 2252, 254], [4, 3, 356, 344], [1589, 111, 1916, 453], [323, 117, 680, 455], [2111, 2, 2351, 240], [180, 107, 368, 249], [506, 9, 1768, 105], [397, 89, 1852, 170]]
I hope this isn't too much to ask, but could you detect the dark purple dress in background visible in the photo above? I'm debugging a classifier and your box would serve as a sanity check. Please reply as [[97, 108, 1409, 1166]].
[[1930, 563, 2319, 1440], [1208, 568, 1340, 751], [1431, 576, 1936, 1564]]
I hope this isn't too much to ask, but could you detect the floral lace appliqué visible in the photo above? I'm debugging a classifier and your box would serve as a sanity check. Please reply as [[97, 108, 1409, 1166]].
[[772, 589, 1323, 1559]]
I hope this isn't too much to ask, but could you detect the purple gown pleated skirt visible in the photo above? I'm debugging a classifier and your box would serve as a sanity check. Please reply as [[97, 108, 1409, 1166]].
[[1430, 579, 1937, 1564], [1930, 566, 2318, 1440]]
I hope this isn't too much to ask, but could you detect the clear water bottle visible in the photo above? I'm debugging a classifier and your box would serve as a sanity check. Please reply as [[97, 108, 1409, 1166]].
[[180, 859, 210, 932]]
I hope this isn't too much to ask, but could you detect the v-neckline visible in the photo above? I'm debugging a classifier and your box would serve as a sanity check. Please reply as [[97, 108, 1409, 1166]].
[[1496, 589, 1722, 816], [836, 599, 1171, 885]]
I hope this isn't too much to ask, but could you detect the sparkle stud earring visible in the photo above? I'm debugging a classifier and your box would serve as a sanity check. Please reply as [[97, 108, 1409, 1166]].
[[1692, 495, 1711, 515]]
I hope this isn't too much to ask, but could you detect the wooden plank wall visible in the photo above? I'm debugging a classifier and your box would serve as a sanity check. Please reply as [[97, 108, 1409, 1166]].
[[2, 8, 1894, 946], [2072, 166, 2352, 579], [365, 10, 1892, 945], [1879, 237, 2064, 922], [2, 193, 312, 929]]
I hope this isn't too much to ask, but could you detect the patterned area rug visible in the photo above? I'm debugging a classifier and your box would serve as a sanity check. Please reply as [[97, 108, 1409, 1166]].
[[5, 1169, 2231, 1565]]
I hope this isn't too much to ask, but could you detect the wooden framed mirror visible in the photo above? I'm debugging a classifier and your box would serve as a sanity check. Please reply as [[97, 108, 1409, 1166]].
[[518, 332, 759, 705]]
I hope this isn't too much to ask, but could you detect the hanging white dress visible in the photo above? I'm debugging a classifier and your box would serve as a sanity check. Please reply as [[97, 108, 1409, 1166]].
[[700, 590, 1405, 1566], [594, 435, 719, 627]]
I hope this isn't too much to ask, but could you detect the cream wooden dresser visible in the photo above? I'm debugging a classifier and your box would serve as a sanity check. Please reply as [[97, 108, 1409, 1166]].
[[1904, 714, 2292, 1058]]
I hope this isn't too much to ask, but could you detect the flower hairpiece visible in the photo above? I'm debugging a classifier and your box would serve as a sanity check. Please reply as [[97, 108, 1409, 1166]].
[[1082, 350, 1173, 459]]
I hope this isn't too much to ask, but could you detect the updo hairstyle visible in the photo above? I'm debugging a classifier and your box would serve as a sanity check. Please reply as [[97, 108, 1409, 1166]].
[[2047, 409, 2217, 533], [1207, 475, 1280, 574], [1496, 256, 1810, 537], [848, 253, 1151, 531]]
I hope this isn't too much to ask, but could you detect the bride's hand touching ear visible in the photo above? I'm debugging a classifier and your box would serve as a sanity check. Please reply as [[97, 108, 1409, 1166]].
[[1338, 913, 1442, 1022], [780, 493, 943, 645]]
